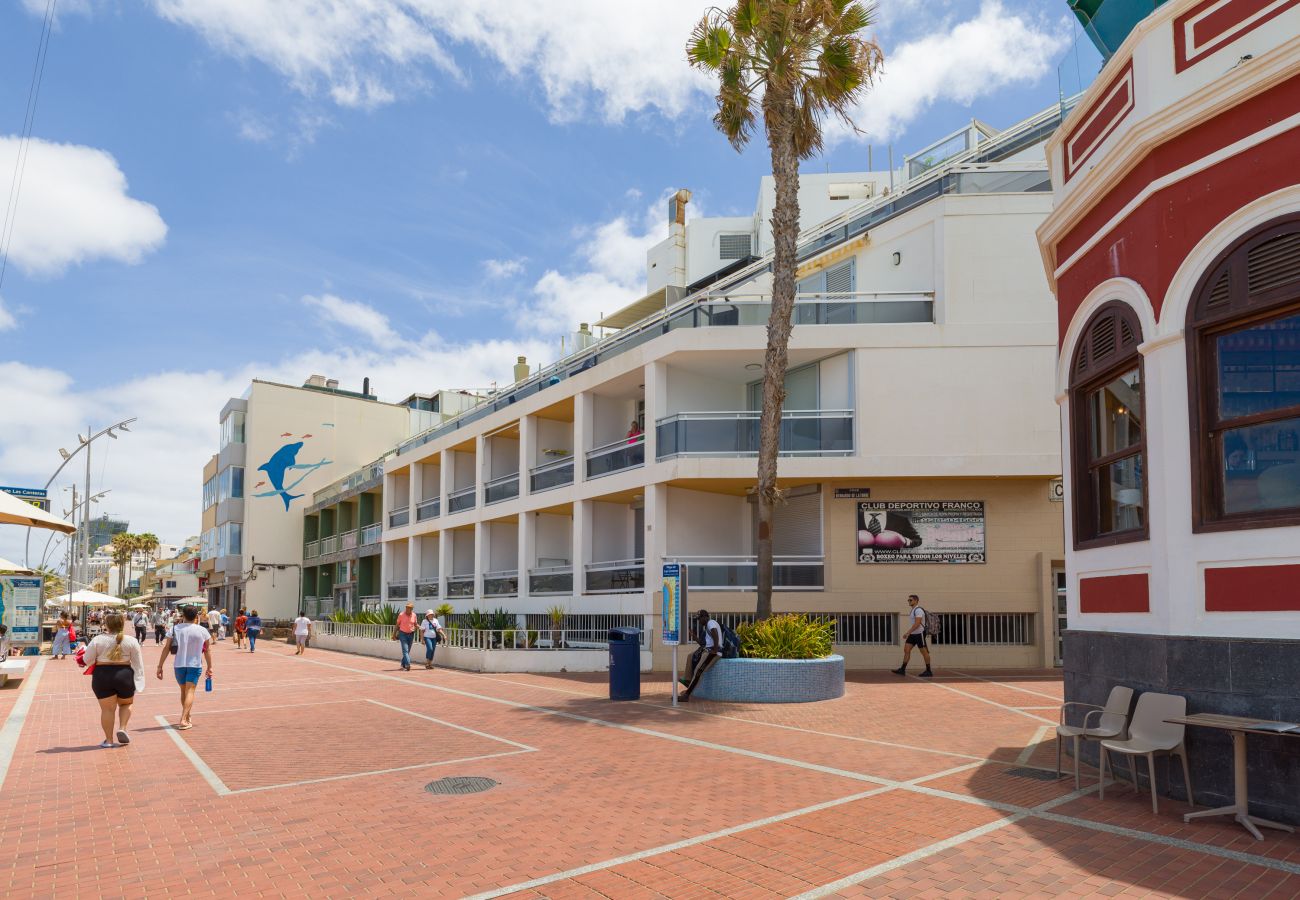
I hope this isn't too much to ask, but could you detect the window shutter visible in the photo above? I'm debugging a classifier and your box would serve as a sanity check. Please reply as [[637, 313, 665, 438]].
[[750, 486, 823, 556], [1206, 269, 1231, 310], [825, 260, 854, 294], [1247, 230, 1300, 296], [797, 272, 823, 295]]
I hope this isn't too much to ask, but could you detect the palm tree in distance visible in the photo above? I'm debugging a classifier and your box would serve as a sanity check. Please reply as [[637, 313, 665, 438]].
[[688, 0, 883, 620], [110, 532, 136, 595]]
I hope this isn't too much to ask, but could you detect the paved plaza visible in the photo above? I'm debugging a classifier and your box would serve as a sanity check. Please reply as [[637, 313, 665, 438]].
[[0, 640, 1296, 899]]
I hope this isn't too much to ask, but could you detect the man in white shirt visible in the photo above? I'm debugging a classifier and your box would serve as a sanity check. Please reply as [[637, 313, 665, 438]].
[[418, 610, 446, 669], [293, 611, 313, 655], [206, 606, 222, 638], [892, 594, 933, 678], [155, 606, 213, 730], [680, 609, 724, 702]]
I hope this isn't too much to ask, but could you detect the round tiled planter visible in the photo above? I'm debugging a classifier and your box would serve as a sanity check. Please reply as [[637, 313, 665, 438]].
[[692, 655, 844, 703]]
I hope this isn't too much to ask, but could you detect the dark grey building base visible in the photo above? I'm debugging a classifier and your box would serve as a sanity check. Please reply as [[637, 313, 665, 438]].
[[1064, 630, 1300, 826]]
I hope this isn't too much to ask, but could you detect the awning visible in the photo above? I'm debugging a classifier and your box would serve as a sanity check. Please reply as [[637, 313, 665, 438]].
[[0, 556, 35, 574], [595, 285, 686, 330]]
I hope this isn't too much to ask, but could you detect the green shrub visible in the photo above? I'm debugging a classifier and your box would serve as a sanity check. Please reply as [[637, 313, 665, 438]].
[[527, 629, 538, 648], [435, 603, 454, 620], [737, 614, 833, 660], [465, 608, 488, 630]]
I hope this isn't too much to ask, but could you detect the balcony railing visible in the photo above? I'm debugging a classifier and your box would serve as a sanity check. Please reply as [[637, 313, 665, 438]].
[[312, 455, 388, 505], [386, 581, 409, 600], [388, 506, 410, 528], [319, 534, 340, 555], [586, 433, 644, 480], [340, 529, 358, 551], [483, 570, 519, 597], [528, 565, 573, 595], [416, 497, 441, 522], [415, 577, 439, 599], [447, 486, 476, 514], [446, 575, 475, 598], [304, 540, 320, 559], [585, 558, 644, 593], [656, 410, 853, 459], [530, 455, 574, 493], [484, 473, 520, 505], [677, 555, 825, 591], [360, 523, 382, 546]]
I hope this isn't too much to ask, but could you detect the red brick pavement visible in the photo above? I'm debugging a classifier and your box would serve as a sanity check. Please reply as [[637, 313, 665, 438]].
[[0, 640, 1295, 899]]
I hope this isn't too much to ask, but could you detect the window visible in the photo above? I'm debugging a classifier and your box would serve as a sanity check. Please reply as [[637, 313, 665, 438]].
[[1070, 302, 1147, 547], [797, 259, 855, 296], [1189, 218, 1300, 529], [217, 466, 245, 503], [202, 475, 218, 510], [220, 410, 246, 449], [719, 232, 753, 260]]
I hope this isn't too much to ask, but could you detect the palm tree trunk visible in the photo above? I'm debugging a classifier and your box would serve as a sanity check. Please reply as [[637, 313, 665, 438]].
[[756, 98, 800, 622]]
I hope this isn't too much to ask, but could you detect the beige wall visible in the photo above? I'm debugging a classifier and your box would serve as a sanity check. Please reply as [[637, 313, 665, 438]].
[[650, 476, 1064, 670]]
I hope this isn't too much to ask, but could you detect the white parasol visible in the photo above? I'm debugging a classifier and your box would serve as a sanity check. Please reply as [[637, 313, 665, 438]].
[[0, 490, 76, 533], [0, 556, 36, 574]]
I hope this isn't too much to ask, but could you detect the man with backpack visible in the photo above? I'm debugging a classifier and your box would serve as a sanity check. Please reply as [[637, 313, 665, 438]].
[[892, 594, 934, 678], [680, 609, 734, 702]]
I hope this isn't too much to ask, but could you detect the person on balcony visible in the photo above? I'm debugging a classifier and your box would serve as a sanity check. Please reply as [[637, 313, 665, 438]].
[[626, 420, 643, 444]]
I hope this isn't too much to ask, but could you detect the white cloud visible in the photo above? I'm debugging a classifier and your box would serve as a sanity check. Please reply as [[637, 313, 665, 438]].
[[0, 136, 168, 276], [0, 296, 16, 331], [839, 1, 1070, 141], [302, 293, 398, 344], [483, 257, 525, 279], [0, 332, 552, 570]]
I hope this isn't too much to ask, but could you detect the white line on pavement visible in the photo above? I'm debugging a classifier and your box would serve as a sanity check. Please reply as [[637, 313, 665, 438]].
[[950, 669, 1066, 702], [0, 658, 45, 792], [364, 699, 539, 752], [909, 675, 1058, 724], [1017, 725, 1053, 765], [157, 714, 231, 795], [224, 748, 533, 796]]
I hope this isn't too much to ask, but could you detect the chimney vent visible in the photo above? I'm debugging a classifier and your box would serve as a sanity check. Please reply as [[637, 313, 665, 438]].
[[363, 377, 371, 396], [326, 378, 339, 389], [305, 374, 327, 387], [513, 356, 530, 383]]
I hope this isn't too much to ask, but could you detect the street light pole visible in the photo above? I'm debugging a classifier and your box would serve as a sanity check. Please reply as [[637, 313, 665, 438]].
[[22, 417, 136, 568]]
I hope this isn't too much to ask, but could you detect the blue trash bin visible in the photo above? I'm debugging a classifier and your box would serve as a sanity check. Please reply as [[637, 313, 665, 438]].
[[608, 627, 641, 700]]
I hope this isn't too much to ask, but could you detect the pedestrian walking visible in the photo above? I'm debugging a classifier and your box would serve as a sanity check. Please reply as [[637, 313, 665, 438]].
[[133, 610, 148, 643], [392, 602, 418, 671], [246, 610, 262, 652], [892, 594, 934, 678], [233, 608, 247, 649], [51, 612, 71, 659], [292, 611, 312, 655], [155, 606, 212, 730], [219, 610, 229, 641], [83, 611, 145, 748], [152, 610, 167, 644], [419, 609, 446, 669]]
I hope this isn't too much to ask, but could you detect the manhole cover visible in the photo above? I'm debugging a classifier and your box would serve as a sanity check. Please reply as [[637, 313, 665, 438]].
[[425, 776, 498, 795], [1005, 767, 1061, 782]]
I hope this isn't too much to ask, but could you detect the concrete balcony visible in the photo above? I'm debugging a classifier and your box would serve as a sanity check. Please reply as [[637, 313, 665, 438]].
[[656, 410, 853, 459], [585, 558, 644, 594], [586, 434, 645, 480]]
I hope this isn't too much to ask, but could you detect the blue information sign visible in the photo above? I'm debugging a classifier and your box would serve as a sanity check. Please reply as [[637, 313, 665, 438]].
[[0, 486, 49, 512], [662, 563, 685, 646]]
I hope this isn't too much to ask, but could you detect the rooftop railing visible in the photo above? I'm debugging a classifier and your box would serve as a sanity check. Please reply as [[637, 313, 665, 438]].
[[311, 455, 388, 505]]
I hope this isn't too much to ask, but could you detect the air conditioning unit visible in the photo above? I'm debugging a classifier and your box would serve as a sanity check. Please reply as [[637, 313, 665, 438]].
[[828, 182, 876, 201]]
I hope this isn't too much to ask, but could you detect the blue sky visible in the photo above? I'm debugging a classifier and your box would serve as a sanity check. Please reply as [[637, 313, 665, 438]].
[[0, 0, 1079, 563]]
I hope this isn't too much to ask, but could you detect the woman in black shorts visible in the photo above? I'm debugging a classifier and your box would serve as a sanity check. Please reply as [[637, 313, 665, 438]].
[[82, 612, 144, 748]]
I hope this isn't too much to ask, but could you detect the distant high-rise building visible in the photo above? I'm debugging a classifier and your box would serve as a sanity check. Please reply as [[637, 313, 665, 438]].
[[79, 515, 128, 554]]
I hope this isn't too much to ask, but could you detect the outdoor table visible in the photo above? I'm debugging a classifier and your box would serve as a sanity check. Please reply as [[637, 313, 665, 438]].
[[1166, 713, 1299, 841]]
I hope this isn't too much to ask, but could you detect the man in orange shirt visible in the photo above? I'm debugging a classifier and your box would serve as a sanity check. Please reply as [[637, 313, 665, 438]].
[[392, 602, 418, 671]]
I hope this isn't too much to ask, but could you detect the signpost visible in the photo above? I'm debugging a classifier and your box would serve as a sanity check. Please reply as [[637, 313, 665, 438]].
[[662, 561, 688, 707], [0, 487, 49, 512], [0, 576, 44, 651]]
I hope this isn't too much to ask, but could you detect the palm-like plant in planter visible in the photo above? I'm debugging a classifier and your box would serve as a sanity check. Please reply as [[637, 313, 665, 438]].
[[547, 604, 566, 649]]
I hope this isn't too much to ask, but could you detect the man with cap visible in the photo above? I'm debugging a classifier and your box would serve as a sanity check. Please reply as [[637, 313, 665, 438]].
[[392, 602, 419, 671], [419, 609, 447, 670]]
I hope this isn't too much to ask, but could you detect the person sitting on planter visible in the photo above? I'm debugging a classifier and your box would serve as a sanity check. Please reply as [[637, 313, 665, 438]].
[[680, 610, 723, 702]]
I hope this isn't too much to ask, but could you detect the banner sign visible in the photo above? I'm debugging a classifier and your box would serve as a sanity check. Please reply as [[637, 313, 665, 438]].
[[0, 577, 44, 644], [0, 486, 49, 512], [856, 501, 986, 564], [661, 563, 685, 646]]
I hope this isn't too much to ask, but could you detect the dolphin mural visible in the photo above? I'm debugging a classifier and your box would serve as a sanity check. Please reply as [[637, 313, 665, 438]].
[[254, 441, 332, 510]]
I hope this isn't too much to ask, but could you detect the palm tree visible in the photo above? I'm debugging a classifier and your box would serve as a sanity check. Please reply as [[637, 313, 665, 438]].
[[110, 532, 138, 596], [137, 533, 160, 580], [688, 0, 883, 619]]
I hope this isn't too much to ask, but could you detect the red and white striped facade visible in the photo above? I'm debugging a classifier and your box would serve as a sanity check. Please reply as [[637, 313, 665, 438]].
[[1040, 0, 1300, 642]]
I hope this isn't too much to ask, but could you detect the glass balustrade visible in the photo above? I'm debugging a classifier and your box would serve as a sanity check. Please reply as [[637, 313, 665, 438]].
[[529, 456, 574, 493], [360, 523, 382, 546], [528, 566, 573, 595], [656, 411, 853, 459], [586, 434, 645, 479], [415, 578, 439, 598], [585, 559, 644, 593], [679, 556, 825, 591], [416, 497, 441, 521], [447, 486, 476, 514], [386, 581, 409, 600], [484, 473, 520, 505], [388, 506, 410, 528], [446, 576, 475, 598], [483, 571, 519, 597]]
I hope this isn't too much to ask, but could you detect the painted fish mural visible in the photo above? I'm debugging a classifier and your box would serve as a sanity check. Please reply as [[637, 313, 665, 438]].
[[254, 440, 331, 510]]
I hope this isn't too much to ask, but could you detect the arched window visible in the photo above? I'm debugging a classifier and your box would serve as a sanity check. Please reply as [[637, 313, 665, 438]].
[[1189, 217, 1300, 530], [1070, 302, 1147, 547]]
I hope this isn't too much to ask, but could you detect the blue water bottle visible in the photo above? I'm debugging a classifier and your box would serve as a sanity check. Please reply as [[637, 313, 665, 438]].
[[205, 674, 213, 692]]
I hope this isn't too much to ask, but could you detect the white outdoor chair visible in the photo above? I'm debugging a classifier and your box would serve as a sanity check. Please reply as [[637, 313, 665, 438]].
[[1099, 692, 1194, 815], [1057, 685, 1133, 789]]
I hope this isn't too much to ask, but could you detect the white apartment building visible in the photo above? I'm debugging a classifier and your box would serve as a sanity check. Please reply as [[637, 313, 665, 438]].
[[201, 377, 412, 619], [380, 106, 1069, 669]]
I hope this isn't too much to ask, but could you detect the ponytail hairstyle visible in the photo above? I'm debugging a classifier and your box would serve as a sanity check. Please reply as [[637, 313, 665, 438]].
[[104, 611, 126, 661]]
